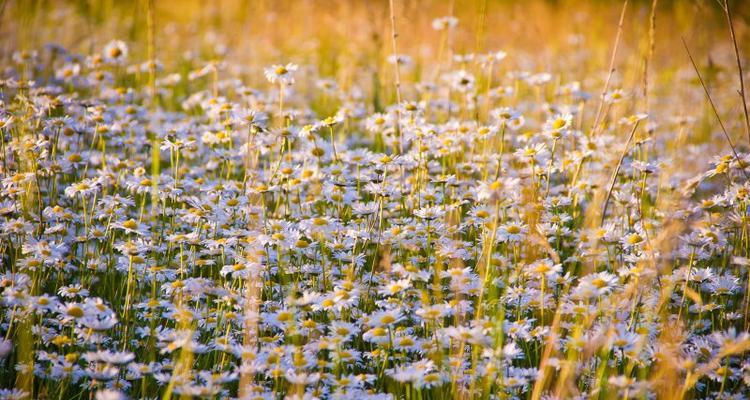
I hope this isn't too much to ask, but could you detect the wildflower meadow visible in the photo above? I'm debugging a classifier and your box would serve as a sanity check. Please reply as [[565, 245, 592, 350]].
[[2, 0, 750, 399]]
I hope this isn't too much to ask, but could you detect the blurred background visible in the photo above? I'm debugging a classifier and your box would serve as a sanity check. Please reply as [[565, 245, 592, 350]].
[[1, 0, 749, 133], [2, 1, 747, 75]]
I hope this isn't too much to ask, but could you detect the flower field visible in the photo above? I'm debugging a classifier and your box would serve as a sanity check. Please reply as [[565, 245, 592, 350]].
[[1, 0, 750, 399]]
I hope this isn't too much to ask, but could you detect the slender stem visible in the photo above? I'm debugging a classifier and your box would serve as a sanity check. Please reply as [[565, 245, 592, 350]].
[[146, 0, 156, 99], [720, 0, 750, 146], [682, 37, 748, 179], [329, 126, 339, 163], [642, 0, 658, 113], [592, 0, 628, 136], [601, 121, 640, 226], [388, 0, 403, 154]]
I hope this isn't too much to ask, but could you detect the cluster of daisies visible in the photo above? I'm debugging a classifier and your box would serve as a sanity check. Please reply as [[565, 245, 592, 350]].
[[1, 25, 750, 400]]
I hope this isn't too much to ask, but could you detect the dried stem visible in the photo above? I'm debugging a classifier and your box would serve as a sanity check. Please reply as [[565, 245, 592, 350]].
[[642, 0, 658, 114], [592, 0, 629, 136], [682, 37, 748, 179], [601, 121, 640, 226], [388, 0, 403, 154], [146, 0, 157, 100], [719, 0, 750, 146]]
